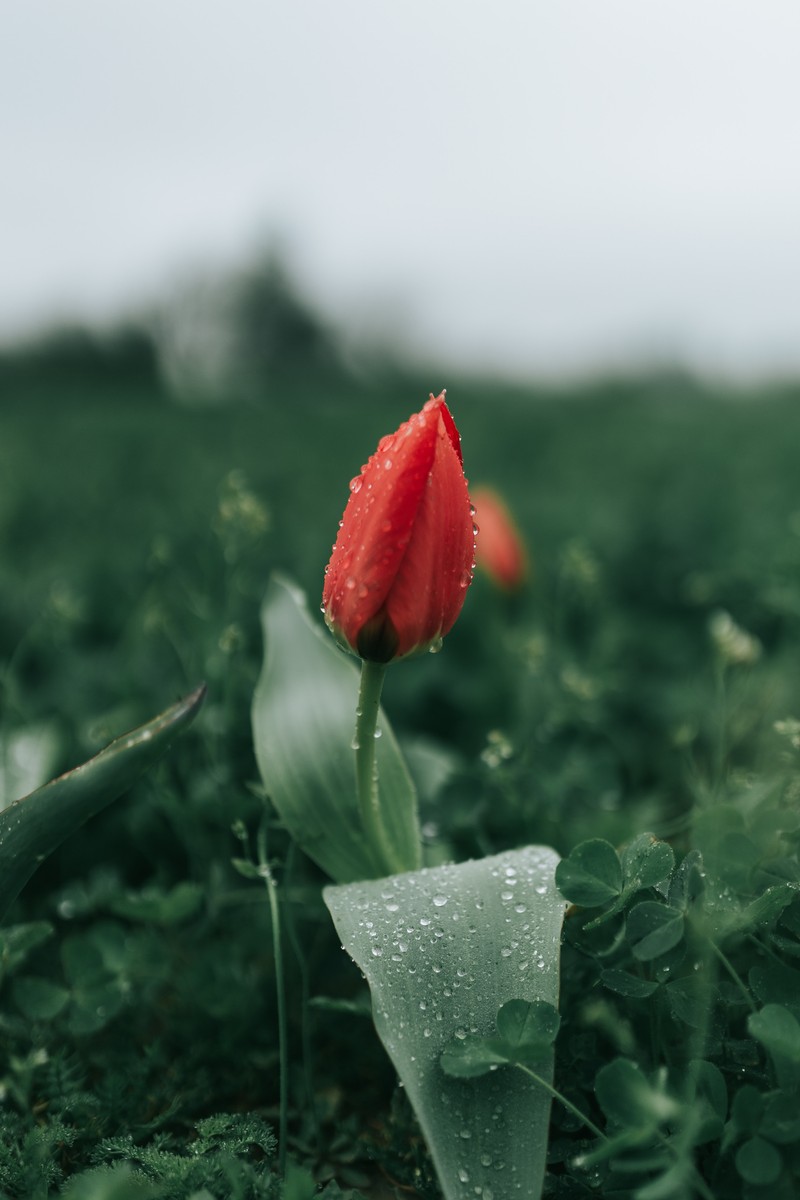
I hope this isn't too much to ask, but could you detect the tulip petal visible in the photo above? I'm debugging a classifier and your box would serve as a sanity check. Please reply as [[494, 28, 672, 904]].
[[323, 393, 474, 661], [385, 410, 475, 657]]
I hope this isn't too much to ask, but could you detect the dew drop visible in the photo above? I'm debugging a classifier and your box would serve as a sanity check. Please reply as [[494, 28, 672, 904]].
[[349, 476, 363, 493], [419, 916, 431, 927], [458, 1168, 470, 1183], [371, 946, 383, 957], [433, 894, 448, 907]]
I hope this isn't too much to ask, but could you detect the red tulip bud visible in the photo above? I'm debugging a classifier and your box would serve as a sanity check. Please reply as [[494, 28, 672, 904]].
[[471, 486, 528, 592], [323, 392, 476, 662]]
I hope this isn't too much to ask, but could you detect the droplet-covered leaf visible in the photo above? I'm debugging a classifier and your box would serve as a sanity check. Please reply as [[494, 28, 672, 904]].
[[325, 845, 564, 1200], [621, 834, 675, 894]]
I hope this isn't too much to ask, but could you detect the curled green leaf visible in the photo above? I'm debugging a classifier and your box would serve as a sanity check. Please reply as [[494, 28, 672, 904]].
[[0, 686, 206, 924]]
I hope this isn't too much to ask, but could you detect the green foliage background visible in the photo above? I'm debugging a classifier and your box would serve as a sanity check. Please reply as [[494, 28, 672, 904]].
[[3, 348, 800, 1197]]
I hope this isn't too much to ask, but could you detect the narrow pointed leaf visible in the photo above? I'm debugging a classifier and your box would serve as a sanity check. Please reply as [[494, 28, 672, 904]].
[[0, 685, 206, 923], [252, 575, 420, 882], [324, 845, 565, 1200]]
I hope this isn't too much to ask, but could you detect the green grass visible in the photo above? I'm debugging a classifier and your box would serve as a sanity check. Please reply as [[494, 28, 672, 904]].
[[3, 373, 800, 1197]]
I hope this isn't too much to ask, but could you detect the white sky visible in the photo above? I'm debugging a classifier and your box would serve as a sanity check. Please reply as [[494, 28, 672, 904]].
[[2, 1, 800, 376]]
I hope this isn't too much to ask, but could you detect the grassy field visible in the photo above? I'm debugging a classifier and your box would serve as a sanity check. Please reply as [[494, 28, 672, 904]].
[[2, 373, 800, 1197]]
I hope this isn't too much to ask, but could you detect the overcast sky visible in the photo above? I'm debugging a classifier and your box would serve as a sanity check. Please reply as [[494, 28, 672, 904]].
[[3, 1, 800, 376]]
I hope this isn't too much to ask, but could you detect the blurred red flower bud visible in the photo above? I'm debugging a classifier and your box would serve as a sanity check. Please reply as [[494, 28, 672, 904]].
[[323, 392, 475, 663], [471, 486, 528, 592]]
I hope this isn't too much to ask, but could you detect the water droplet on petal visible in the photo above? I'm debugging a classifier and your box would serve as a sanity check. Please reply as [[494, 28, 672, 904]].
[[349, 476, 363, 493]]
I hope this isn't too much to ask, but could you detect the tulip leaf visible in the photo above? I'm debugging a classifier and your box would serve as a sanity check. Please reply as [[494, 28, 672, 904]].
[[0, 686, 206, 924], [324, 845, 565, 1200], [252, 575, 420, 882]]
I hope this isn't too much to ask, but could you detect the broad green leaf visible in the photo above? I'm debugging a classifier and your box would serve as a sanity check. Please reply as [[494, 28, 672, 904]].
[[12, 975, 70, 1020], [626, 902, 685, 962], [751, 959, 800, 1016], [555, 839, 622, 906], [761, 1092, 800, 1144], [748, 1003, 800, 1089], [0, 686, 206, 924], [109, 881, 204, 925], [324, 845, 565, 1200], [251, 575, 420, 883], [495, 998, 560, 1056], [664, 979, 707, 1029], [735, 1136, 782, 1185], [686, 1060, 727, 1121], [0, 921, 54, 983], [595, 1059, 678, 1131], [600, 968, 659, 999], [621, 834, 674, 894]]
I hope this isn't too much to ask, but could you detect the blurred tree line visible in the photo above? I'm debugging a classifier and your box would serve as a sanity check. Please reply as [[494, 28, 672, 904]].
[[0, 249, 352, 405]]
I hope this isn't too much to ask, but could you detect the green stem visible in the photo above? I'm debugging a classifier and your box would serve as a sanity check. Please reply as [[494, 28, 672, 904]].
[[712, 660, 727, 799], [283, 841, 320, 1154], [257, 820, 288, 1179], [515, 1063, 606, 1142], [354, 660, 399, 873], [706, 936, 756, 1013]]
